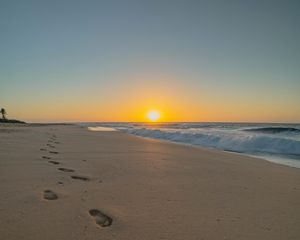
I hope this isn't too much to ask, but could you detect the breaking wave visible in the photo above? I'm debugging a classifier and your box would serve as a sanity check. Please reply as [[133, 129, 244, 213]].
[[243, 127, 300, 134], [123, 127, 300, 156], [85, 122, 300, 168]]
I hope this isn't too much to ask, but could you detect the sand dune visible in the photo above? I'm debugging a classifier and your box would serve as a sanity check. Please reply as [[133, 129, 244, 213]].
[[0, 124, 299, 240]]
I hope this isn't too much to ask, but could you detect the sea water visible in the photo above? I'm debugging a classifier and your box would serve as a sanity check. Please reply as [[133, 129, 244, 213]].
[[84, 122, 300, 168]]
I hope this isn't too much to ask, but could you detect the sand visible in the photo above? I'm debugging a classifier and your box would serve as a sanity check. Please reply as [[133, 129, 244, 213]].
[[0, 124, 299, 240]]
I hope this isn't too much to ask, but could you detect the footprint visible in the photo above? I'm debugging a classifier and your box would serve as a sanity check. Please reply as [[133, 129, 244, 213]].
[[43, 190, 58, 200], [42, 156, 51, 159], [58, 168, 75, 172], [49, 160, 60, 165], [49, 151, 59, 154], [40, 148, 47, 151], [71, 175, 90, 181], [88, 209, 112, 227], [54, 141, 60, 144], [47, 144, 55, 148]]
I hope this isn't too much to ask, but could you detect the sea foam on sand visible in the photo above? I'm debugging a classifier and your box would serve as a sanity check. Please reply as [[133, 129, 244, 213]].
[[88, 127, 118, 131]]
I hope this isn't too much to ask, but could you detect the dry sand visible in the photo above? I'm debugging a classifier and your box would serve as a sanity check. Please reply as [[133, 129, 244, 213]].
[[0, 124, 299, 240]]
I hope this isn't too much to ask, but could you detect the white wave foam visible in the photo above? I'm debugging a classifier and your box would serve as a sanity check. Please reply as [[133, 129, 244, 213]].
[[88, 127, 118, 132], [84, 122, 300, 168], [121, 127, 300, 156]]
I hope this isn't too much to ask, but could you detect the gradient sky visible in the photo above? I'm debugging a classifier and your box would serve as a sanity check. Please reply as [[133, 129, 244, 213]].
[[1, 0, 299, 122]]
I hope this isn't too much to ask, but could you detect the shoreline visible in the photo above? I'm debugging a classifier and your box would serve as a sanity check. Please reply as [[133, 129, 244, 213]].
[[2, 122, 298, 169], [89, 127, 300, 169], [1, 124, 299, 239]]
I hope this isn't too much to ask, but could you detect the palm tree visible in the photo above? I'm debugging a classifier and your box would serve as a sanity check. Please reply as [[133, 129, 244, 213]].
[[1, 108, 7, 120]]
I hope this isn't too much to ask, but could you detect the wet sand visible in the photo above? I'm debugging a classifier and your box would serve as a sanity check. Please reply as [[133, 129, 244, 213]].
[[0, 124, 299, 240]]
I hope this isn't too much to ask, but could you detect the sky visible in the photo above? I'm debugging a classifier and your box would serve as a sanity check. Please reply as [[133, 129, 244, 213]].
[[0, 0, 299, 122]]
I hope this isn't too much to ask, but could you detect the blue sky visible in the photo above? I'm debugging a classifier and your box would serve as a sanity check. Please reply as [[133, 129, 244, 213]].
[[1, 0, 299, 122]]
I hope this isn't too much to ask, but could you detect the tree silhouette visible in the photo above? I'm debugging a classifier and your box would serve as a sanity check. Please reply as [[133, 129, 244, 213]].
[[1, 108, 7, 120]]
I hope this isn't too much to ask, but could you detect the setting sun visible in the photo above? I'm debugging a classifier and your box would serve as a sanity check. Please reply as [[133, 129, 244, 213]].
[[147, 110, 161, 122]]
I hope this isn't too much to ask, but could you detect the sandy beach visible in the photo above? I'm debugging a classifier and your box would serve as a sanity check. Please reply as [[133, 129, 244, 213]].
[[0, 124, 299, 240]]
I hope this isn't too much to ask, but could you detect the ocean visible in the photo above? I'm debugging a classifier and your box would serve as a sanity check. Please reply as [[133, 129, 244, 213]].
[[83, 122, 300, 168]]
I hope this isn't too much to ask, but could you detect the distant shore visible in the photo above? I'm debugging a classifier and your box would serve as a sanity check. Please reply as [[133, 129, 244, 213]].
[[0, 122, 75, 126], [0, 124, 299, 240], [0, 119, 25, 124]]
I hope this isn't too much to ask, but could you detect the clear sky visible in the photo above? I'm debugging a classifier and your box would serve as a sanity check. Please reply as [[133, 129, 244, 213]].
[[1, 0, 299, 122]]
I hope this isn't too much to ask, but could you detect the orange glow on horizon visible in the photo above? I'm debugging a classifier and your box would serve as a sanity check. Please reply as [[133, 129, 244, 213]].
[[8, 73, 300, 123]]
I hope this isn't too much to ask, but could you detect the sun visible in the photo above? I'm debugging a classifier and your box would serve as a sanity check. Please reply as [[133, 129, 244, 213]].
[[147, 110, 161, 122]]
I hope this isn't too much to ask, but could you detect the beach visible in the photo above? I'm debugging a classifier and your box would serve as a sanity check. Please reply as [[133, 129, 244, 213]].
[[0, 124, 299, 240]]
